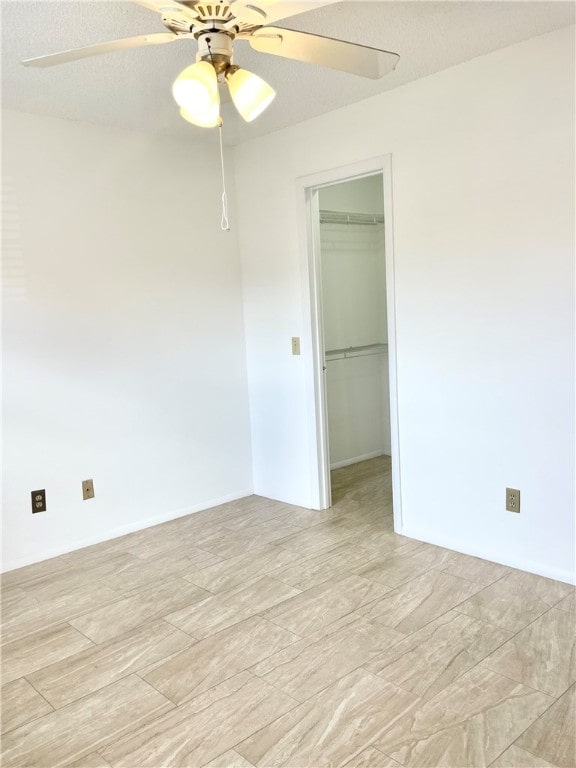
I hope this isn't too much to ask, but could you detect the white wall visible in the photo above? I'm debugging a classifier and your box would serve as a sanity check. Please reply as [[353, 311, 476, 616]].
[[234, 26, 575, 583], [2, 110, 253, 570]]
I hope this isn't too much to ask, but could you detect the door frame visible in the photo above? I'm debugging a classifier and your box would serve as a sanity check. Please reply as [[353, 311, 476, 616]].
[[296, 155, 403, 531]]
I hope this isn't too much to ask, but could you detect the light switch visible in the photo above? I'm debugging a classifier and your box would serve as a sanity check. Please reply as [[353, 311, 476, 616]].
[[291, 337, 301, 355]]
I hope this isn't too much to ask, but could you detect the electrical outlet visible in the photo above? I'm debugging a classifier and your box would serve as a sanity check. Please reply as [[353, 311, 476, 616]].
[[506, 487, 520, 513], [31, 489, 46, 513], [82, 479, 95, 501], [291, 337, 301, 355]]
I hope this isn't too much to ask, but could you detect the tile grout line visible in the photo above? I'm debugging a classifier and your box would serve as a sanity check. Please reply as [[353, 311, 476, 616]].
[[489, 684, 571, 766], [0, 678, 55, 737], [477, 601, 575, 694], [15, 673, 175, 730], [19, 674, 55, 711], [355, 556, 508, 598], [63, 620, 100, 647], [134, 669, 181, 707], [135, 669, 304, 764]]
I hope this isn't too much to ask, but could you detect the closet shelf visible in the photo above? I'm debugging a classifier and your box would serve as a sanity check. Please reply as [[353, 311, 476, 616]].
[[325, 343, 388, 361]]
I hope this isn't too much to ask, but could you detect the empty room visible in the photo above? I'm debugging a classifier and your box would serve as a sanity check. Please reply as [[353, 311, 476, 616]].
[[1, 1, 575, 766]]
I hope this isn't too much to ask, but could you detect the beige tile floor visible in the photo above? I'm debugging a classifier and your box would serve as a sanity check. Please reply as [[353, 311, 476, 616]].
[[1, 457, 574, 768]]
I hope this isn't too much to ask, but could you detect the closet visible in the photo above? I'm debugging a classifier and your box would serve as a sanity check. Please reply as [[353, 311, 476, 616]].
[[318, 175, 391, 469]]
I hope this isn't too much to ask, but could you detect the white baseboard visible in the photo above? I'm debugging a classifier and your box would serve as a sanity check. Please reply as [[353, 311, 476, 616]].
[[399, 523, 575, 586], [330, 450, 389, 470], [1, 488, 254, 573]]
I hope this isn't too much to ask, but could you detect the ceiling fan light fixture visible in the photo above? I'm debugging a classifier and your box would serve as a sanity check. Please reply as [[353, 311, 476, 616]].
[[172, 60, 219, 117], [179, 104, 220, 128], [226, 67, 275, 122]]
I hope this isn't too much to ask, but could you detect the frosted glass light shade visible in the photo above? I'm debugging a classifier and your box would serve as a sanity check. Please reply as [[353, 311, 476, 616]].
[[227, 68, 275, 122], [172, 61, 219, 121], [179, 104, 220, 128]]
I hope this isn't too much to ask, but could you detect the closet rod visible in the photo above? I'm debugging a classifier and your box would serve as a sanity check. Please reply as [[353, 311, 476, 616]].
[[325, 343, 388, 361], [320, 209, 384, 226]]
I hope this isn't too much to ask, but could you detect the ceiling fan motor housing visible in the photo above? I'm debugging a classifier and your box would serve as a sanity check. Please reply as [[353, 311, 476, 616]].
[[196, 31, 234, 71]]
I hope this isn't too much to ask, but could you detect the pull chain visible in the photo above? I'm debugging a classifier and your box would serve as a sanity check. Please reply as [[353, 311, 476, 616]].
[[218, 120, 230, 231], [205, 37, 230, 232]]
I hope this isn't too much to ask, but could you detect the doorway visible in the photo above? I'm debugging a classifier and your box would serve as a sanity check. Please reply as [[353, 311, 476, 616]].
[[320, 174, 390, 481], [299, 156, 402, 529]]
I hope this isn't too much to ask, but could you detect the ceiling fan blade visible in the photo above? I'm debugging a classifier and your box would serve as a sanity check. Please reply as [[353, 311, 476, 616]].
[[21, 32, 180, 67], [249, 27, 399, 79], [231, 0, 335, 26], [132, 0, 200, 19]]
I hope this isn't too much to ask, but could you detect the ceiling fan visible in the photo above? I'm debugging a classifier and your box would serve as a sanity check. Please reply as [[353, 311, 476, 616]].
[[22, 0, 400, 127]]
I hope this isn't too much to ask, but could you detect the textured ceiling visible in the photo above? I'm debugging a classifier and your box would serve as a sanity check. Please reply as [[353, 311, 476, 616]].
[[2, 1, 574, 145]]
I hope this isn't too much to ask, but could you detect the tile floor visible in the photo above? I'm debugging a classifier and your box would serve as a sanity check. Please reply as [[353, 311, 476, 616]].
[[1, 457, 574, 767]]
